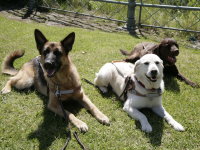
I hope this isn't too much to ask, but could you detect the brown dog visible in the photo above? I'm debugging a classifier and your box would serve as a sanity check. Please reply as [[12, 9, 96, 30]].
[[120, 38, 198, 87], [1, 29, 110, 132]]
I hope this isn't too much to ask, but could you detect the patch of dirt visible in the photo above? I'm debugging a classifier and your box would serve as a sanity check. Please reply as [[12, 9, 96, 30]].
[[0, 7, 200, 50], [0, 7, 126, 33]]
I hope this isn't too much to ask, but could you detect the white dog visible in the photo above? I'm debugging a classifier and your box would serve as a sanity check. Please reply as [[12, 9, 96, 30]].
[[94, 54, 184, 132]]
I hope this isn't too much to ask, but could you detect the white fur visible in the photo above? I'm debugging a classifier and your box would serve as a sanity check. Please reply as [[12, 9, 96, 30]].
[[94, 54, 184, 132]]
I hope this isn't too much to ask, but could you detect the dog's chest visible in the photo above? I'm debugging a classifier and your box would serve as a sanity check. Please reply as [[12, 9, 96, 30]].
[[127, 93, 162, 108]]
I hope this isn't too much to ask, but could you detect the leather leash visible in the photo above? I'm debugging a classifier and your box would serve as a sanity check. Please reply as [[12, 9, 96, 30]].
[[36, 56, 88, 149], [111, 62, 162, 99], [55, 85, 88, 150]]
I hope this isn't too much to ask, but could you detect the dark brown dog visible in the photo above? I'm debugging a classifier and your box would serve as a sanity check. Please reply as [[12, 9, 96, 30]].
[[1, 29, 110, 132], [120, 38, 198, 87]]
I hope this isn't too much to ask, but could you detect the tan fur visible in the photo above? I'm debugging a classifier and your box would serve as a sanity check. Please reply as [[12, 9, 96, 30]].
[[1, 29, 109, 132], [2, 50, 25, 75]]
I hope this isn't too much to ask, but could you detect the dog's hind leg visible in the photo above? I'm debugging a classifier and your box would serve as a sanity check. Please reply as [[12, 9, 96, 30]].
[[152, 106, 185, 131], [94, 67, 113, 93], [123, 100, 152, 133], [94, 73, 110, 93], [1, 63, 34, 94], [1, 78, 17, 94]]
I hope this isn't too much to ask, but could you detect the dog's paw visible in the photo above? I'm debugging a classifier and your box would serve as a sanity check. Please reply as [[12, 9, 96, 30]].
[[172, 122, 185, 131], [141, 123, 152, 133], [76, 121, 89, 133], [99, 87, 108, 93], [1, 87, 11, 94], [98, 115, 110, 125]]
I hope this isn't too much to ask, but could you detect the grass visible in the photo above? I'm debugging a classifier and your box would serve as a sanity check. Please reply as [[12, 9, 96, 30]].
[[0, 14, 200, 150]]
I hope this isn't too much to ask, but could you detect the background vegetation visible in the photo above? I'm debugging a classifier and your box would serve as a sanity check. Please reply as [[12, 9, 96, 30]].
[[0, 14, 200, 150], [34, 0, 200, 39]]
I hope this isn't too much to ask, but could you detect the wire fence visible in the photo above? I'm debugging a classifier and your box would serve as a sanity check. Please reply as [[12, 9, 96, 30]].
[[28, 0, 200, 33]]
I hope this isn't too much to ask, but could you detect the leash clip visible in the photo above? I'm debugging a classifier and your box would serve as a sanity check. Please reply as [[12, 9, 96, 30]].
[[55, 86, 61, 97]]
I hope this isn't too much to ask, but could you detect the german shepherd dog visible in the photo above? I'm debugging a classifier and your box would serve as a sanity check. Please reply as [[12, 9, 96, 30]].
[[1, 29, 110, 132]]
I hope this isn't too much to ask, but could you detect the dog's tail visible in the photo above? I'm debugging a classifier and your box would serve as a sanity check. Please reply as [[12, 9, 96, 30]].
[[119, 49, 130, 56], [2, 50, 25, 76]]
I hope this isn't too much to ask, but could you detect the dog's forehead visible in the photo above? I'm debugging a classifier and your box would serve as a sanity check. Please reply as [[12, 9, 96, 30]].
[[140, 54, 161, 63], [44, 42, 62, 51]]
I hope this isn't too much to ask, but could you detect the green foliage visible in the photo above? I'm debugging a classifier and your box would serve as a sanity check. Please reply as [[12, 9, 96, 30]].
[[0, 15, 200, 150]]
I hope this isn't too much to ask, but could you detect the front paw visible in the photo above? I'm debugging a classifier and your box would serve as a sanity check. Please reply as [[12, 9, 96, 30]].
[[75, 121, 89, 133], [191, 83, 199, 88], [172, 122, 185, 131], [98, 115, 110, 125], [141, 122, 152, 133]]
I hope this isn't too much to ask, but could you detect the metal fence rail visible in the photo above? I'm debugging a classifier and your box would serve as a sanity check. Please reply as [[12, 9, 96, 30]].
[[30, 0, 200, 33]]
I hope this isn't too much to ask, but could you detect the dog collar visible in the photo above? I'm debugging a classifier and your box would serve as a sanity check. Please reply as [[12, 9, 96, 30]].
[[133, 76, 162, 98], [131, 89, 162, 98], [120, 76, 162, 101]]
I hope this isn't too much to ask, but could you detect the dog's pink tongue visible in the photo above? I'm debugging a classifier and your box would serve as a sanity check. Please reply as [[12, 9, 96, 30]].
[[47, 69, 56, 77]]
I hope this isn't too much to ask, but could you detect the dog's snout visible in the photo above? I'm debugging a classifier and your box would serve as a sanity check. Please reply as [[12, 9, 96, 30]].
[[44, 61, 55, 69], [151, 70, 157, 76], [173, 50, 179, 56]]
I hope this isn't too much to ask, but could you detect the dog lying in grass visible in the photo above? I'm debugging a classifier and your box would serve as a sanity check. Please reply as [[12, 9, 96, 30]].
[[120, 38, 198, 88], [1, 29, 110, 132], [94, 54, 185, 132]]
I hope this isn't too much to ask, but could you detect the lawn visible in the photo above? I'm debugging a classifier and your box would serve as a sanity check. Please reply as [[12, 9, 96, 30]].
[[0, 15, 200, 150]]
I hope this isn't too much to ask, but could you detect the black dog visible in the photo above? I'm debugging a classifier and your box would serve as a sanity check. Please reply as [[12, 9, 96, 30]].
[[120, 38, 199, 88]]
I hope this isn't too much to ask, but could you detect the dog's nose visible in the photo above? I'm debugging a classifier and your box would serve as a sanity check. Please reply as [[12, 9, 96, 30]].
[[173, 50, 179, 56], [44, 61, 55, 69], [151, 70, 158, 76]]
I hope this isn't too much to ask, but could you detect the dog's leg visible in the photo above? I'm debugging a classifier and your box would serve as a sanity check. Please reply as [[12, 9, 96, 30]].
[[164, 65, 198, 88], [152, 106, 185, 131], [1, 78, 16, 94], [94, 73, 109, 93], [1, 65, 34, 94], [76, 92, 110, 125], [48, 94, 89, 132], [123, 100, 152, 133], [177, 73, 199, 88]]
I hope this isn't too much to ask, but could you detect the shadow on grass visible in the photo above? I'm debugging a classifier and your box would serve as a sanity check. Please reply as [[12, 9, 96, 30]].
[[135, 109, 164, 147], [164, 76, 180, 93], [95, 85, 124, 108], [27, 93, 83, 150]]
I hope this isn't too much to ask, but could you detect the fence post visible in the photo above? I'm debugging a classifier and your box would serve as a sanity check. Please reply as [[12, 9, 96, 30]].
[[28, 0, 36, 12], [127, 0, 136, 34], [23, 0, 36, 18]]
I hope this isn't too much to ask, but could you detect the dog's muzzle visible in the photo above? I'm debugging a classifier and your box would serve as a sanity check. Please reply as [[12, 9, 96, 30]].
[[44, 61, 57, 77], [146, 70, 158, 82]]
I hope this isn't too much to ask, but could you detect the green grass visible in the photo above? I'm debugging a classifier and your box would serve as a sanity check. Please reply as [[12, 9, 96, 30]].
[[0, 15, 200, 150]]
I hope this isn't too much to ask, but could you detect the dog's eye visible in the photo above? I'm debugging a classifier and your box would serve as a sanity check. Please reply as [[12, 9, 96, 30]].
[[43, 49, 50, 56], [144, 62, 149, 65], [155, 61, 160, 65], [54, 50, 62, 56]]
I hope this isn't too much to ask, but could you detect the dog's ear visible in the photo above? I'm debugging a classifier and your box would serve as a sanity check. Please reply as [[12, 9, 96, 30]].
[[61, 32, 75, 54], [34, 29, 48, 54], [134, 59, 140, 73]]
